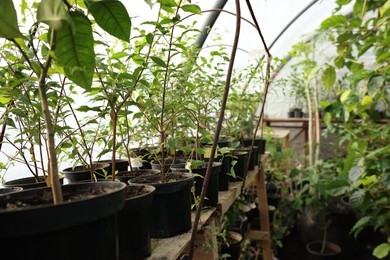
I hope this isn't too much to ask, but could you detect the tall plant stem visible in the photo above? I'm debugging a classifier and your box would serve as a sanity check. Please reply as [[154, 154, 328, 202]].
[[159, 0, 183, 180], [304, 79, 313, 168], [37, 30, 63, 204], [188, 0, 241, 258]]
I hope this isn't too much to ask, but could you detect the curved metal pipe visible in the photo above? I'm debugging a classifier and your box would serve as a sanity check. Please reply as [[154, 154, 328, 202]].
[[195, 0, 228, 49]]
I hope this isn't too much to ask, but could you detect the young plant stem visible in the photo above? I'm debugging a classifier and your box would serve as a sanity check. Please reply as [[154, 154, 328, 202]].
[[313, 78, 320, 164], [304, 79, 313, 168], [188, 0, 241, 258], [321, 218, 328, 254], [37, 30, 63, 203], [159, 0, 183, 180]]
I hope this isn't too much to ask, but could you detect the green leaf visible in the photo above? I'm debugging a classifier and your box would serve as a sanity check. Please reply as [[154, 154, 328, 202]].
[[325, 178, 350, 196], [111, 51, 128, 60], [144, 0, 153, 8], [76, 105, 102, 112], [320, 15, 347, 30], [322, 66, 336, 90], [10, 108, 26, 117], [348, 166, 365, 182], [0, 96, 12, 104], [361, 95, 372, 106], [146, 33, 154, 44], [88, 1, 131, 42], [0, 0, 23, 38], [350, 216, 371, 238], [349, 189, 366, 209], [6, 118, 15, 128], [373, 243, 390, 259], [151, 56, 167, 68], [340, 89, 352, 104], [56, 11, 95, 90], [37, 0, 72, 30], [158, 0, 176, 7], [181, 4, 201, 14]]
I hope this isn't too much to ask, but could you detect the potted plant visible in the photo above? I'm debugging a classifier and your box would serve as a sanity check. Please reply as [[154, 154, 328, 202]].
[[127, 1, 206, 238], [0, 0, 135, 259]]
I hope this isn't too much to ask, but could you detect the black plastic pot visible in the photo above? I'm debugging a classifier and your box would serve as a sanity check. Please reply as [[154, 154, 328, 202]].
[[219, 231, 243, 260], [0, 181, 126, 260], [118, 184, 155, 260], [116, 169, 160, 184], [93, 159, 129, 175], [62, 163, 110, 183], [306, 241, 341, 259], [217, 154, 231, 191], [193, 161, 221, 207], [242, 138, 266, 155], [230, 151, 248, 182], [0, 187, 23, 195], [294, 109, 304, 118], [235, 146, 258, 170], [227, 215, 249, 237], [171, 162, 221, 207], [218, 139, 231, 148], [129, 172, 194, 238], [4, 175, 64, 190]]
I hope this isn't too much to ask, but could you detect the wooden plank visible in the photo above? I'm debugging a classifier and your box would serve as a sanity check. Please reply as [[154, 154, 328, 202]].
[[245, 166, 258, 189], [247, 230, 270, 241], [217, 181, 243, 215], [256, 163, 273, 260], [149, 232, 192, 260]]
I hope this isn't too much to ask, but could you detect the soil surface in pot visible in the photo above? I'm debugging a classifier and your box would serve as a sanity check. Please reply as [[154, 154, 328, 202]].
[[0, 184, 119, 210], [124, 185, 151, 199], [131, 172, 189, 184]]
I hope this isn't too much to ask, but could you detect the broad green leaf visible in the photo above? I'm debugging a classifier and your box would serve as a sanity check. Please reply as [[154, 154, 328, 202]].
[[320, 15, 347, 30], [56, 11, 95, 90], [181, 4, 201, 14], [366, 145, 390, 160], [322, 66, 336, 90], [111, 51, 128, 60], [349, 166, 365, 182], [326, 178, 350, 196], [0, 96, 12, 104], [76, 105, 102, 112], [350, 216, 371, 238], [167, 137, 175, 151], [6, 118, 16, 128], [373, 243, 390, 259], [380, 0, 390, 17], [146, 33, 154, 44], [88, 1, 131, 42], [361, 95, 372, 106], [158, 0, 176, 7], [0, 0, 23, 38], [151, 56, 167, 68], [37, 0, 72, 30], [9, 108, 26, 117], [68, 0, 87, 9], [349, 189, 365, 209], [340, 89, 351, 104]]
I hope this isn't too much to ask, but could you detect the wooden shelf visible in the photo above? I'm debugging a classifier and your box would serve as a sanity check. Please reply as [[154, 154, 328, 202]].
[[148, 181, 243, 260]]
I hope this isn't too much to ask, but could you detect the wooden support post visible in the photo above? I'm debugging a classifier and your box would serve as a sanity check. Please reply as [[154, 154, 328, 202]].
[[256, 157, 273, 260]]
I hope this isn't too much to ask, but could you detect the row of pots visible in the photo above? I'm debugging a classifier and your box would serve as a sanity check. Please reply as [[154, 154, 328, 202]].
[[0, 156, 250, 260]]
